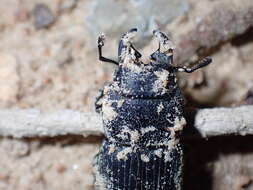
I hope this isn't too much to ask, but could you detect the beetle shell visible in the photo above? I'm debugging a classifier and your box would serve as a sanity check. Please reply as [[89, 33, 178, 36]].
[[94, 49, 185, 189]]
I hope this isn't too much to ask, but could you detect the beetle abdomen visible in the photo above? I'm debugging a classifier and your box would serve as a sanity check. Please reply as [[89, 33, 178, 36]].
[[95, 140, 183, 190]]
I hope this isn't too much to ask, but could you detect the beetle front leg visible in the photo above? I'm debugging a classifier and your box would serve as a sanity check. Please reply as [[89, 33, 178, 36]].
[[175, 57, 212, 73], [98, 34, 119, 65]]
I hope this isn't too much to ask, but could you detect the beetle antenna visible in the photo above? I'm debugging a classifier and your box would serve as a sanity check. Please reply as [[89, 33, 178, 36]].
[[175, 57, 212, 73]]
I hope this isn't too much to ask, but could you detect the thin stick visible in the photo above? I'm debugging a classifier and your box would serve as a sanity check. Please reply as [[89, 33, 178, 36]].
[[0, 106, 252, 138]]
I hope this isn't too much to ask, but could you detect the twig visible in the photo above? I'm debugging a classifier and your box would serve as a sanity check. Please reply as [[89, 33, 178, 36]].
[[0, 109, 103, 138], [0, 106, 252, 138]]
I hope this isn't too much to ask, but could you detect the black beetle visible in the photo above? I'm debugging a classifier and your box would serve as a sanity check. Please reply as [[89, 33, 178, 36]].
[[94, 28, 212, 190]]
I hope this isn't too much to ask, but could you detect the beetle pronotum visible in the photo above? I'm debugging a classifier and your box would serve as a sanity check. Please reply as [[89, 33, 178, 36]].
[[94, 28, 212, 190]]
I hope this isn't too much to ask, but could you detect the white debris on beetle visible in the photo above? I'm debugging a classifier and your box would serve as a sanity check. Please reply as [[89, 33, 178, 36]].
[[164, 151, 172, 162], [130, 130, 140, 143], [173, 117, 186, 131], [167, 137, 180, 151], [117, 99, 125, 108], [103, 85, 111, 95], [141, 126, 156, 134], [117, 127, 140, 143], [152, 70, 169, 94], [102, 101, 118, 123], [116, 147, 133, 161], [104, 82, 120, 95], [166, 115, 173, 124], [116, 126, 131, 140], [141, 154, 150, 162], [154, 148, 163, 158], [157, 102, 164, 114], [108, 144, 116, 154], [123, 59, 143, 73], [116, 132, 128, 140]]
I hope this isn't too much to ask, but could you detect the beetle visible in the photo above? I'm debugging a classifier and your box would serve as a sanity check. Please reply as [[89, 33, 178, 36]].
[[94, 28, 212, 190]]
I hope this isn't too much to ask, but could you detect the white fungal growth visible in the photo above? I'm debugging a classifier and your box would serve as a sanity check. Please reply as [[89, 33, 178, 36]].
[[141, 154, 150, 162], [153, 70, 169, 94], [116, 147, 133, 161]]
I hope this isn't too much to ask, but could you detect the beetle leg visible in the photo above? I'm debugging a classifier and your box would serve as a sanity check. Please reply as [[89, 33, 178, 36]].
[[175, 57, 212, 73], [98, 34, 119, 65]]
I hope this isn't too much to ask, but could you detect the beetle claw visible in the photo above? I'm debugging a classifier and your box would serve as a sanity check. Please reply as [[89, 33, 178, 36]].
[[98, 33, 105, 47]]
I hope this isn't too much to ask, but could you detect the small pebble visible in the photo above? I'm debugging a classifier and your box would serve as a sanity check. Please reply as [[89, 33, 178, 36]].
[[33, 3, 56, 30]]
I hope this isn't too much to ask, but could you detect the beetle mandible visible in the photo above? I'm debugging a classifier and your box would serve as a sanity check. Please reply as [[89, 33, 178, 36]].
[[94, 28, 212, 190]]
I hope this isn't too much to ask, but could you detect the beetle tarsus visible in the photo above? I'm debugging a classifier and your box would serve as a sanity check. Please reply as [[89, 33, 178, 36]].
[[98, 34, 119, 65]]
